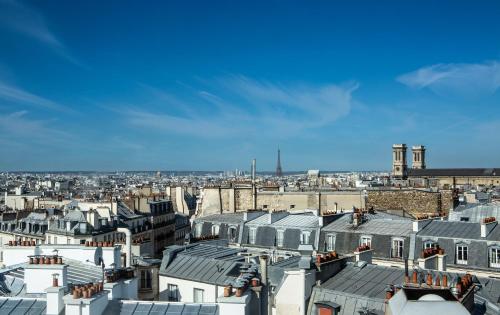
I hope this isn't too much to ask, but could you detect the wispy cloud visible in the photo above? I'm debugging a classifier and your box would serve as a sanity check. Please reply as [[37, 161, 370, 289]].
[[0, 0, 81, 65], [0, 110, 71, 143], [119, 76, 359, 138], [0, 81, 69, 111], [397, 61, 500, 96]]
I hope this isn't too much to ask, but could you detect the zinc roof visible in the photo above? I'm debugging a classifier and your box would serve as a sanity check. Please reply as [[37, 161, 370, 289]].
[[322, 213, 412, 237]]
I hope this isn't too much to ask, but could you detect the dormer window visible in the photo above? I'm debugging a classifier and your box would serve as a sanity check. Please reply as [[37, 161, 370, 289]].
[[276, 230, 285, 247], [391, 238, 404, 259], [360, 235, 372, 247], [249, 227, 257, 244], [489, 246, 500, 268], [326, 234, 336, 251], [228, 226, 237, 243], [211, 225, 220, 236], [195, 223, 202, 237], [456, 244, 468, 265], [300, 231, 311, 245], [423, 240, 437, 249]]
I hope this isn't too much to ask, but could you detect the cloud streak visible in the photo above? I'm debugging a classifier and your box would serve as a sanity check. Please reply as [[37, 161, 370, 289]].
[[0, 110, 71, 143], [0, 0, 81, 65], [397, 61, 500, 96], [0, 81, 69, 111], [120, 76, 358, 139]]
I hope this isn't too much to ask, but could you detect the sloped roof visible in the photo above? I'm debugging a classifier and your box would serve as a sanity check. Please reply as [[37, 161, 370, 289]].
[[247, 213, 320, 228], [195, 213, 245, 224], [0, 298, 46, 314], [160, 243, 252, 286], [5, 258, 103, 287], [160, 255, 243, 286], [417, 220, 500, 241], [63, 210, 87, 222], [310, 263, 467, 315], [408, 168, 500, 177], [322, 213, 412, 237], [107, 301, 218, 315], [449, 203, 500, 223]]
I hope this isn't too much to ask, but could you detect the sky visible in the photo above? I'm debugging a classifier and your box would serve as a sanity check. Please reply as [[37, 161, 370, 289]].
[[1, 0, 500, 171]]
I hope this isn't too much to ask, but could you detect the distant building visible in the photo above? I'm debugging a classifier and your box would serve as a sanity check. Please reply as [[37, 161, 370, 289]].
[[392, 144, 500, 188]]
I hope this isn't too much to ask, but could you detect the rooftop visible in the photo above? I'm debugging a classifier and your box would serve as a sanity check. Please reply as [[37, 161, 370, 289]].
[[408, 168, 500, 177], [418, 220, 500, 241], [322, 212, 412, 236]]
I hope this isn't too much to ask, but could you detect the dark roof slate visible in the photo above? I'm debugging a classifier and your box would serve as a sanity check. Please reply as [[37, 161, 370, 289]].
[[408, 168, 500, 177]]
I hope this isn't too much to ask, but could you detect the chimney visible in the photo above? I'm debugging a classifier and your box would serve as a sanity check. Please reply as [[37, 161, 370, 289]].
[[24, 259, 68, 294], [117, 227, 132, 267], [437, 253, 447, 272], [412, 216, 432, 232], [45, 283, 64, 315], [417, 248, 446, 272], [354, 247, 372, 264], [480, 217, 497, 238], [64, 286, 109, 315], [260, 255, 268, 286]]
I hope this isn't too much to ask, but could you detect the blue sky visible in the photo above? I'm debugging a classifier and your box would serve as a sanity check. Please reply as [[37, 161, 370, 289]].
[[1, 0, 500, 171]]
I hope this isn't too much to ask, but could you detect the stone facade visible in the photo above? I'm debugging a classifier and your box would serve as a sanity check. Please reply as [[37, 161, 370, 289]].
[[366, 189, 455, 216], [198, 187, 366, 217]]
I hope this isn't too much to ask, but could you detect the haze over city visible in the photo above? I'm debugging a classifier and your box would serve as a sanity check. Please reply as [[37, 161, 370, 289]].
[[1, 0, 500, 171]]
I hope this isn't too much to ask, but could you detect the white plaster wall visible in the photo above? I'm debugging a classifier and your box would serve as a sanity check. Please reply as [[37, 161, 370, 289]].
[[85, 293, 109, 315], [159, 276, 222, 303], [275, 269, 315, 315], [102, 247, 121, 268], [24, 265, 67, 294], [2, 247, 35, 266], [218, 299, 249, 315], [46, 288, 64, 315], [65, 303, 81, 315]]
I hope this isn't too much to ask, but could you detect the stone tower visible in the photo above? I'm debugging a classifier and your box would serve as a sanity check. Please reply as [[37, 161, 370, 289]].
[[412, 145, 426, 169], [392, 144, 408, 178]]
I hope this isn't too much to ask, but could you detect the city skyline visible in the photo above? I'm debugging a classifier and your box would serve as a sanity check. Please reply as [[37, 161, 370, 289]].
[[1, 0, 500, 171]]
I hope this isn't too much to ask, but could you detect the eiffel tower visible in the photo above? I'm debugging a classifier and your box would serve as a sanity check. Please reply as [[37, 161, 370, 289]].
[[276, 148, 283, 177]]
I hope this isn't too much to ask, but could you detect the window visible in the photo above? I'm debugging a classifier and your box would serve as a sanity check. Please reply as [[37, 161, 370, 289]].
[[54, 237, 58, 245], [360, 236, 372, 247], [263, 205, 268, 209], [67, 239, 71, 245], [193, 288, 204, 303], [167, 284, 178, 301], [249, 228, 257, 244], [211, 225, 220, 236], [140, 270, 152, 289], [47, 236, 51, 244], [392, 238, 404, 259], [195, 224, 202, 237], [300, 231, 311, 245], [228, 227, 237, 242], [326, 234, 336, 252], [290, 205, 295, 209], [489, 247, 500, 268], [456, 244, 468, 265], [276, 230, 284, 247], [423, 241, 436, 249]]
